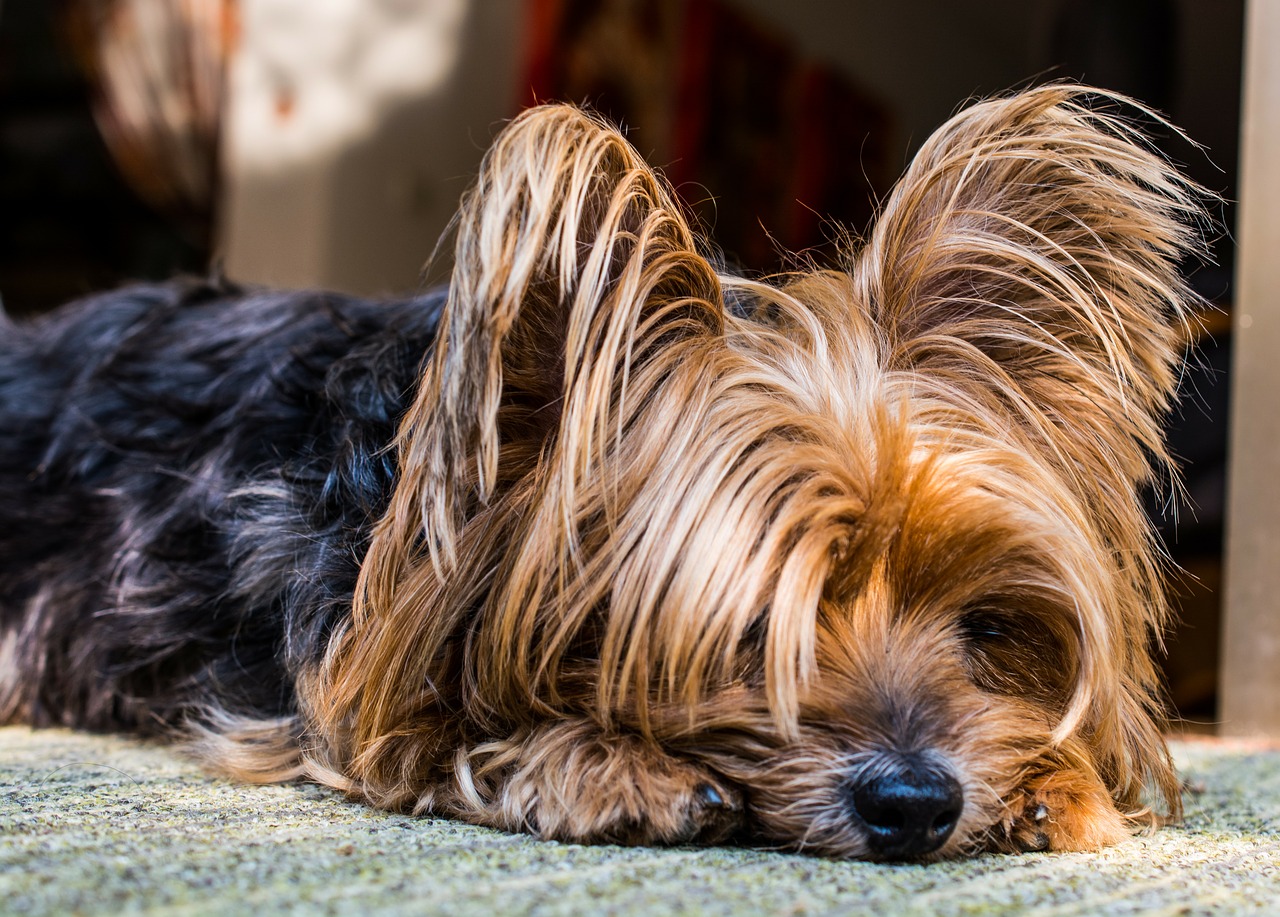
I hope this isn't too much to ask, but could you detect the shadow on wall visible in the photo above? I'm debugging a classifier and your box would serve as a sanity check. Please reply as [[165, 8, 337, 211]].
[[218, 0, 525, 295]]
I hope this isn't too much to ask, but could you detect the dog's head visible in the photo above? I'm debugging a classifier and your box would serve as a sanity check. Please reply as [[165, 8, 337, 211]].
[[312, 86, 1204, 858]]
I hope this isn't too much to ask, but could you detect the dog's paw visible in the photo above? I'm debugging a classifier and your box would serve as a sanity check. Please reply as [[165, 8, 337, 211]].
[[531, 735, 745, 845], [601, 770, 743, 846], [477, 721, 745, 845], [995, 770, 1129, 853]]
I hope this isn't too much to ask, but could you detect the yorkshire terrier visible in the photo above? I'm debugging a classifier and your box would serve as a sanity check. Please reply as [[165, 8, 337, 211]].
[[0, 85, 1205, 860]]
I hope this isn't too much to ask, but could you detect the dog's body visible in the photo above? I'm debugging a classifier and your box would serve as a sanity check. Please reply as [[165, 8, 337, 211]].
[[1, 87, 1204, 860], [0, 284, 444, 731]]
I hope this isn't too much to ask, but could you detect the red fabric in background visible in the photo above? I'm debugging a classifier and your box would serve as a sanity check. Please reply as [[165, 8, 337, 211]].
[[519, 0, 890, 271]]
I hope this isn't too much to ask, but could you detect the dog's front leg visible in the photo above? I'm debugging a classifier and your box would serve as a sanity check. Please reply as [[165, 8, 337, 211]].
[[451, 718, 745, 845]]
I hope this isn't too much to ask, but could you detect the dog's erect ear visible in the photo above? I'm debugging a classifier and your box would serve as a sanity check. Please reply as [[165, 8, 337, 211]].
[[399, 104, 723, 571], [856, 85, 1204, 492]]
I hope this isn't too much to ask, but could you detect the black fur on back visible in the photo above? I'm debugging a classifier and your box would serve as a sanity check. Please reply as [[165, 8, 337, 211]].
[[0, 278, 444, 733]]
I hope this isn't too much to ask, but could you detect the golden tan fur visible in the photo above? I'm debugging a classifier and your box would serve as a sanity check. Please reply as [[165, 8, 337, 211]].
[[195, 85, 1205, 859]]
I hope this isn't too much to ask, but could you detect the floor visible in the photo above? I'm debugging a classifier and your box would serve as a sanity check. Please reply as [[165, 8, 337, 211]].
[[2, 728, 1277, 916]]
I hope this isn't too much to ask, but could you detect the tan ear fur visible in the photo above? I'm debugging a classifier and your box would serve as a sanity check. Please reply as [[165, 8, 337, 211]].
[[408, 103, 724, 573], [857, 85, 1203, 494]]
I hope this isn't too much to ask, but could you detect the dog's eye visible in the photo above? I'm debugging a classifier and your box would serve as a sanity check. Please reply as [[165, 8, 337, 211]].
[[957, 607, 1074, 706], [958, 610, 1006, 644]]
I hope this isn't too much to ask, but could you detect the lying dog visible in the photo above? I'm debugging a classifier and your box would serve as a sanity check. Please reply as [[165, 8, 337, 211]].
[[0, 85, 1205, 859]]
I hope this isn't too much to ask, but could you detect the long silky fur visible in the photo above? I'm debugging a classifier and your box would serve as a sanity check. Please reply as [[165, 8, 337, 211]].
[[1, 85, 1205, 857]]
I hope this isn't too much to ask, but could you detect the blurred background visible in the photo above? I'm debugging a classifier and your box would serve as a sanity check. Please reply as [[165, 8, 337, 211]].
[[0, 0, 1245, 725]]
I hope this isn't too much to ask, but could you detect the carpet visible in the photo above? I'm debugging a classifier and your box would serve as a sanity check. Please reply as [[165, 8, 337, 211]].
[[2, 727, 1277, 915]]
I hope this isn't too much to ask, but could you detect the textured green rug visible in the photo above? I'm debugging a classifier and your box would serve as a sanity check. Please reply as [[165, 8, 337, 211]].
[[1, 727, 1277, 915]]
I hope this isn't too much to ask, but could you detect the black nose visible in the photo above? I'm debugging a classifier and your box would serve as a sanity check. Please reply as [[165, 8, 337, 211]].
[[849, 758, 964, 859]]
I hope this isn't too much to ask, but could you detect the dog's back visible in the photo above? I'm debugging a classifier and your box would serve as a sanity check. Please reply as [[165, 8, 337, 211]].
[[0, 280, 443, 733]]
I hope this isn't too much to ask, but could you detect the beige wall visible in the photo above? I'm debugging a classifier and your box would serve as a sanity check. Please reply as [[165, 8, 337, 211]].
[[217, 0, 522, 295], [1222, 0, 1280, 738]]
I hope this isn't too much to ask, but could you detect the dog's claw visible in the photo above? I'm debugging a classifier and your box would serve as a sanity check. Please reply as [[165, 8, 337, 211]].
[[1022, 830, 1051, 852], [685, 779, 743, 844]]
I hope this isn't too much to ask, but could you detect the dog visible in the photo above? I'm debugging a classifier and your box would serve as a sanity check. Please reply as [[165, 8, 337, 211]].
[[0, 85, 1206, 860]]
